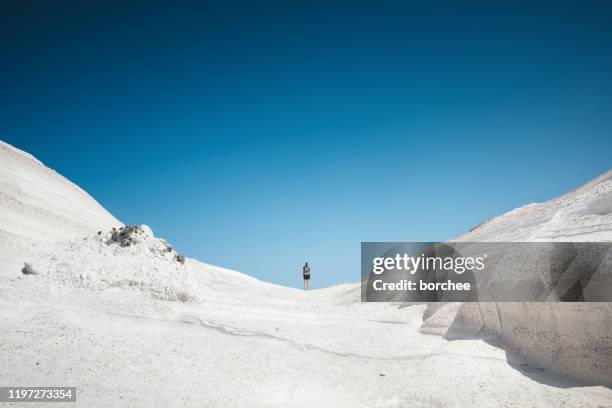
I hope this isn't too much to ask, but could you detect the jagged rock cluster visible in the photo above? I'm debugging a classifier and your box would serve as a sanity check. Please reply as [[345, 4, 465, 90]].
[[107, 225, 146, 247], [103, 225, 186, 264]]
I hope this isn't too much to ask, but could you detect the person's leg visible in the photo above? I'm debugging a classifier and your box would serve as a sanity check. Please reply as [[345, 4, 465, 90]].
[[303, 279, 307, 290]]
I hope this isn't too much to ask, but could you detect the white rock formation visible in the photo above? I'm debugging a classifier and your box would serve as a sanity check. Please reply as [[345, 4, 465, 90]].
[[0, 140, 120, 241], [423, 169, 612, 385], [0, 139, 610, 406]]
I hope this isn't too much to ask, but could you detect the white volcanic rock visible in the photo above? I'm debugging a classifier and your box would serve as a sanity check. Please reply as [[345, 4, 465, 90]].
[[0, 140, 121, 240], [455, 170, 612, 242], [425, 169, 612, 386]]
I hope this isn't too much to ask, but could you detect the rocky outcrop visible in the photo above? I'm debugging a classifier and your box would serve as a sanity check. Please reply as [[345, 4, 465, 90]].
[[423, 170, 612, 386]]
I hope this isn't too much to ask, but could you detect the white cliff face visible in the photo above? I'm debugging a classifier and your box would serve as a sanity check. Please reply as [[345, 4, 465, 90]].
[[0, 140, 121, 241], [434, 169, 612, 386], [455, 170, 612, 242]]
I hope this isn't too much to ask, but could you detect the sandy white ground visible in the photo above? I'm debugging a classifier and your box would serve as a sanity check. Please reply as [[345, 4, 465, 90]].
[[0, 141, 611, 407], [2, 260, 611, 407]]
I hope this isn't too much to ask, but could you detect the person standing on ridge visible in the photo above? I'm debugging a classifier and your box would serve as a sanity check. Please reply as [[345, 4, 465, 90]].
[[303, 262, 311, 290]]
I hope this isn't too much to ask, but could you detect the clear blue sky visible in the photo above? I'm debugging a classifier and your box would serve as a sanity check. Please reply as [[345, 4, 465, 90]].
[[2, 1, 611, 288]]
